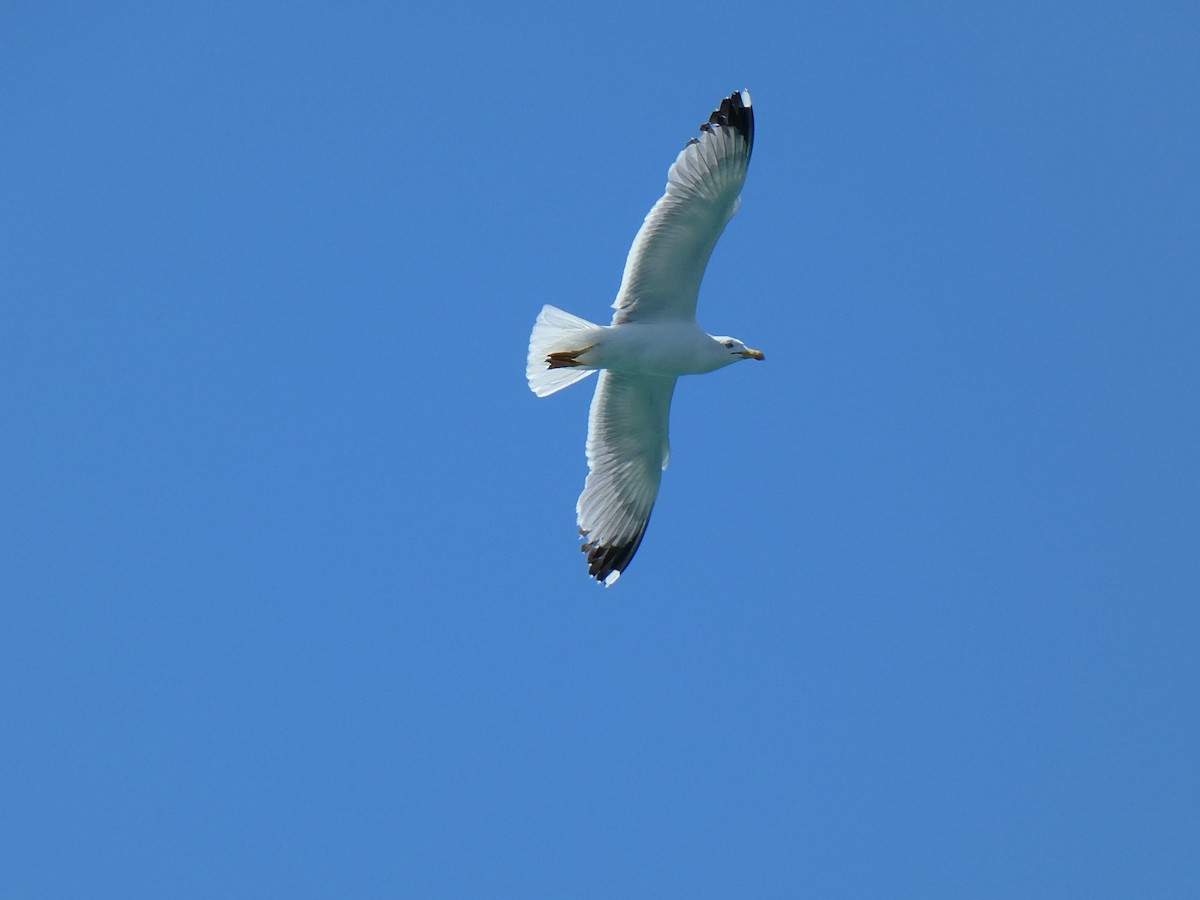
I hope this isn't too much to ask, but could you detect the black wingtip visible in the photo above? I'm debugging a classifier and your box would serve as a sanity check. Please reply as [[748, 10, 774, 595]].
[[701, 89, 754, 159], [580, 521, 650, 586]]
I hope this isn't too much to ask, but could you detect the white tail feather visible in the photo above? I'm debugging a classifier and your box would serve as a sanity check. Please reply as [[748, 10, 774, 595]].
[[526, 305, 601, 397]]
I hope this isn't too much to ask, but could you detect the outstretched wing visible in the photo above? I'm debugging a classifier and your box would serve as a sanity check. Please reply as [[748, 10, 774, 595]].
[[577, 371, 678, 585], [612, 90, 754, 325]]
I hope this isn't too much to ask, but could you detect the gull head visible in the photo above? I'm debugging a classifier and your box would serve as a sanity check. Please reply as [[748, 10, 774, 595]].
[[712, 335, 765, 364]]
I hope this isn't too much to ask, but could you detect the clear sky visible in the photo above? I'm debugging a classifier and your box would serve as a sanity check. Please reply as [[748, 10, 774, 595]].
[[3, 1, 1198, 896]]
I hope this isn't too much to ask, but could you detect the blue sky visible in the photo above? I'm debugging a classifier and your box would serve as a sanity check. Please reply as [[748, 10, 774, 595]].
[[3, 1, 1198, 896]]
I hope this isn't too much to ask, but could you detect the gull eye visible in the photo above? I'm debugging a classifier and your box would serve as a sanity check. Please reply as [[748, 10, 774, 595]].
[[723, 340, 734, 349]]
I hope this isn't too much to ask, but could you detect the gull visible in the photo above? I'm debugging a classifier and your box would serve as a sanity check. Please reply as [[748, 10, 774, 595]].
[[526, 89, 763, 586]]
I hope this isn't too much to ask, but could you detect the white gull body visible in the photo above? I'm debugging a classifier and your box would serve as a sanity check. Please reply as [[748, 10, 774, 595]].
[[526, 90, 762, 586]]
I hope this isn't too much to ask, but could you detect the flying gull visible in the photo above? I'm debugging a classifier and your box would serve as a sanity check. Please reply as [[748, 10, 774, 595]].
[[527, 89, 762, 586]]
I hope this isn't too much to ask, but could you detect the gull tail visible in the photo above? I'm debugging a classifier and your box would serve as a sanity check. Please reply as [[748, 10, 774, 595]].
[[526, 305, 601, 397]]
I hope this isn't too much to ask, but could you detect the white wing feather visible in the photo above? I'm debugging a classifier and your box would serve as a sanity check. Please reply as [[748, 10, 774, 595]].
[[577, 372, 677, 585], [612, 90, 753, 325]]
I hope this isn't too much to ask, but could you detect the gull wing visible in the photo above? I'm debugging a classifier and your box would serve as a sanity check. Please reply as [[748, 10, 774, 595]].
[[611, 90, 754, 325], [577, 371, 678, 585]]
